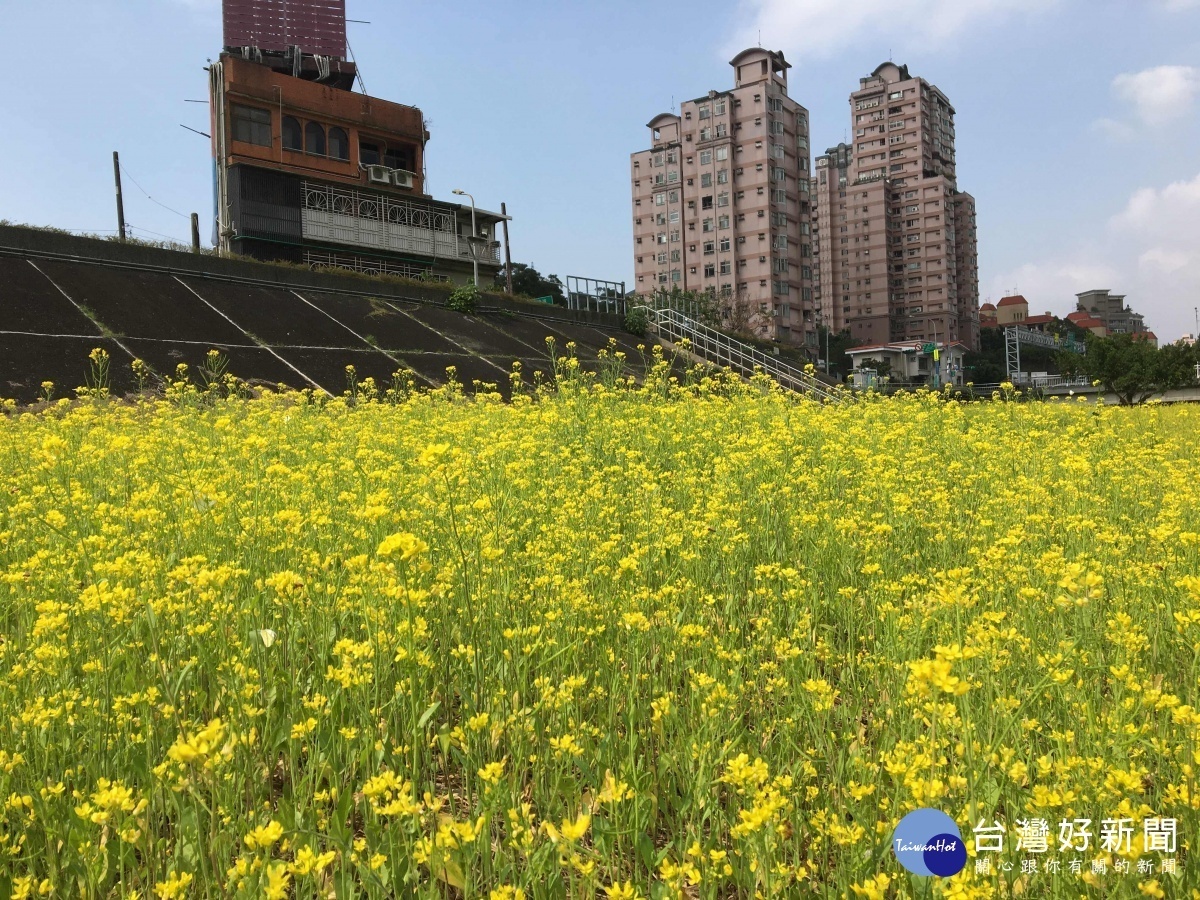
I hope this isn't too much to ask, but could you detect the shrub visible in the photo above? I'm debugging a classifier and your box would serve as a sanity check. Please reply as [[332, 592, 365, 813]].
[[624, 306, 650, 337], [447, 284, 480, 314]]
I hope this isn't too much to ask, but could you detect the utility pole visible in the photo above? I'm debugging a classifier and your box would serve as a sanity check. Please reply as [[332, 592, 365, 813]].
[[113, 151, 126, 242], [190, 213, 200, 252], [501, 202, 513, 295]]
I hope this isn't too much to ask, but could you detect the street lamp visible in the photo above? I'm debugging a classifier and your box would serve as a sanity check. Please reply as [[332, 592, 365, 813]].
[[452, 188, 478, 287]]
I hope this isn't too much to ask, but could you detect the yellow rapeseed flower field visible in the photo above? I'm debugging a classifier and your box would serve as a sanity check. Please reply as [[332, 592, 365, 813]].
[[0, 350, 1198, 898]]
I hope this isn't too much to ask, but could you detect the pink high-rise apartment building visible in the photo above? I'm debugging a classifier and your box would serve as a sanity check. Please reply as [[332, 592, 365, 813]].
[[812, 63, 980, 351], [630, 49, 816, 348]]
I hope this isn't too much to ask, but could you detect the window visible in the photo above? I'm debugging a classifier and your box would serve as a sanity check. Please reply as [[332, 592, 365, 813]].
[[703, 218, 714, 232], [720, 260, 731, 275], [359, 140, 381, 166], [699, 105, 711, 119], [704, 241, 715, 255], [704, 263, 716, 278], [719, 237, 731, 252], [715, 124, 727, 137], [328, 127, 349, 160], [716, 147, 729, 161], [700, 149, 713, 165], [700, 127, 712, 141], [715, 100, 726, 115], [655, 192, 666, 206], [232, 104, 272, 147], [770, 121, 785, 135], [282, 116, 302, 151], [773, 280, 790, 295], [718, 215, 730, 229], [717, 192, 730, 207], [717, 169, 728, 184], [669, 211, 679, 223], [702, 196, 714, 210], [702, 173, 713, 188], [305, 122, 326, 156]]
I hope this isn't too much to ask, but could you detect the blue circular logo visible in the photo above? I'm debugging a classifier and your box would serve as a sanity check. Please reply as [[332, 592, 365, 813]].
[[892, 809, 966, 877]]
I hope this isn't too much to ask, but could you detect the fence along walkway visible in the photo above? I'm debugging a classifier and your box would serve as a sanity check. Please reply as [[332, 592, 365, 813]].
[[639, 306, 843, 403]]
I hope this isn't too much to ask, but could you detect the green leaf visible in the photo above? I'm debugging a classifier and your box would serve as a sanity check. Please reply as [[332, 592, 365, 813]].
[[418, 701, 441, 731], [431, 854, 465, 890]]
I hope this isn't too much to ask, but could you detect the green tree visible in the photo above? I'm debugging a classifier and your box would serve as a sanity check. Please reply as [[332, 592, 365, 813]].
[[1072, 333, 1195, 405], [498, 263, 566, 305], [815, 326, 859, 379]]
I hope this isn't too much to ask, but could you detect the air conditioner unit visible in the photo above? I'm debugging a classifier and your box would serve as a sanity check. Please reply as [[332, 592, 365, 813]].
[[367, 165, 391, 184], [391, 170, 414, 189]]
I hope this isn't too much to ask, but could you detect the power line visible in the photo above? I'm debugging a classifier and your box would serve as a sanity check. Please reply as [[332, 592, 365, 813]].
[[118, 162, 191, 220], [127, 223, 191, 245]]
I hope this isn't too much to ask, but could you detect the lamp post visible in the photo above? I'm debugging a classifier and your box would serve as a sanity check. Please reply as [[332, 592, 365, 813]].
[[452, 189, 478, 287]]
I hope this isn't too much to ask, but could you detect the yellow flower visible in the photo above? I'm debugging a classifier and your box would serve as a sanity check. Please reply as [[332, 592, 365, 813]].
[[244, 820, 284, 851], [604, 883, 644, 900], [289, 845, 336, 876], [166, 719, 227, 766], [263, 862, 291, 900], [154, 871, 194, 900], [377, 532, 429, 560], [478, 759, 506, 784]]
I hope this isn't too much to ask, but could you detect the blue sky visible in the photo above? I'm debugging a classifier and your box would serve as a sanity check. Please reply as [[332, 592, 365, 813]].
[[4, 0, 1199, 340]]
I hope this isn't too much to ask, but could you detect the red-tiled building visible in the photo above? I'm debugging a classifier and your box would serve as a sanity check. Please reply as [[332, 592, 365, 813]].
[[210, 0, 506, 283]]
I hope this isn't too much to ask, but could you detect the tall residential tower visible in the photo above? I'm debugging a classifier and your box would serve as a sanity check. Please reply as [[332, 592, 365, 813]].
[[812, 63, 979, 351], [630, 49, 816, 348]]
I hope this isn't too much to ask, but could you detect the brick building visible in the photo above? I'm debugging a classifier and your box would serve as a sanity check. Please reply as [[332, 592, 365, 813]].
[[210, 0, 505, 283]]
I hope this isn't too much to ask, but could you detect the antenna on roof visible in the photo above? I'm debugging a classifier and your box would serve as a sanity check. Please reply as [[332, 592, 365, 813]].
[[758, 29, 762, 48], [671, 95, 675, 113]]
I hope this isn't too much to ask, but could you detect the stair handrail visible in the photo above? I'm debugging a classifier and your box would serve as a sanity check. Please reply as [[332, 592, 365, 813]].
[[635, 305, 843, 402]]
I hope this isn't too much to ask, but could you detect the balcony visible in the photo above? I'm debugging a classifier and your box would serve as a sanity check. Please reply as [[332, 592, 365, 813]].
[[301, 182, 500, 264]]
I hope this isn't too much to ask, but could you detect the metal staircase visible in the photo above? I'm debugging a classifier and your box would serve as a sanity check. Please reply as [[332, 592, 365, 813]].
[[639, 306, 843, 402]]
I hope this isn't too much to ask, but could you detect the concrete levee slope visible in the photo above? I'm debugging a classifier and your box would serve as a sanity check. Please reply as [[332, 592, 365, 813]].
[[0, 226, 647, 403]]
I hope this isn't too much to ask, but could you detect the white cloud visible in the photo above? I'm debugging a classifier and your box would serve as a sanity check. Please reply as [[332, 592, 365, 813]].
[[723, 0, 1052, 59], [1111, 171, 1200, 237], [1160, 0, 1199, 10], [1139, 248, 1191, 274], [991, 172, 1200, 341], [1111, 65, 1200, 125], [986, 261, 1120, 314]]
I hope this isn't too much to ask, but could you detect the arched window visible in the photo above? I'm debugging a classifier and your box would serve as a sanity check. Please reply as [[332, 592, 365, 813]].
[[281, 116, 302, 151], [328, 127, 349, 161], [305, 122, 326, 156]]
